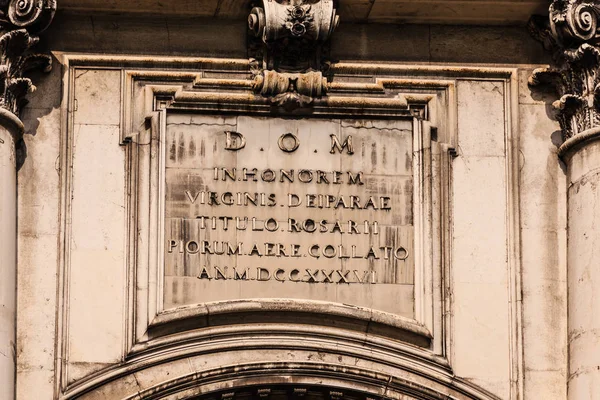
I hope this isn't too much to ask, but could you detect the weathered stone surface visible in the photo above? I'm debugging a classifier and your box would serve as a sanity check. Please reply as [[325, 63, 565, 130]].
[[164, 115, 414, 316], [16, 70, 63, 399], [67, 124, 125, 364], [430, 25, 549, 64], [42, 14, 550, 65], [519, 103, 567, 400], [0, 124, 17, 400], [564, 139, 600, 399], [17, 61, 558, 400], [6, 2, 576, 400], [58, 0, 548, 25], [43, 13, 247, 57], [529, 3, 600, 398], [63, 69, 127, 383], [451, 154, 510, 399]]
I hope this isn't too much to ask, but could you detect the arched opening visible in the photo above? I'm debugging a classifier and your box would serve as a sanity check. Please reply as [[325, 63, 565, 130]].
[[190, 385, 392, 400]]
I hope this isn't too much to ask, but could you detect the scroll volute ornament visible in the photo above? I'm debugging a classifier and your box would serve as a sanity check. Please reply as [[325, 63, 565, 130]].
[[548, 0, 600, 46], [529, 0, 600, 142], [248, 0, 339, 110], [1, 0, 56, 33], [0, 0, 56, 120]]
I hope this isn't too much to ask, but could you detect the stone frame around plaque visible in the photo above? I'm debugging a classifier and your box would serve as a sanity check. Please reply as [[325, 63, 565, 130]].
[[122, 66, 444, 351], [55, 54, 522, 398]]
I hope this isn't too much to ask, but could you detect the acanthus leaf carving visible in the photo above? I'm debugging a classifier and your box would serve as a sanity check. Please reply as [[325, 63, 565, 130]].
[[529, 1, 600, 141], [0, 0, 55, 122], [248, 0, 338, 111]]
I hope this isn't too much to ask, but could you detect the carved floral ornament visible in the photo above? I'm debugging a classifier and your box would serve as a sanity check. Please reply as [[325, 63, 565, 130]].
[[0, 0, 55, 122], [529, 0, 600, 143], [248, 0, 339, 110]]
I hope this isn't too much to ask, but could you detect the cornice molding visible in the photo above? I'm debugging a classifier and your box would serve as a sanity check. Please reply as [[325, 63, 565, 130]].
[[0, 0, 55, 128], [529, 0, 600, 143]]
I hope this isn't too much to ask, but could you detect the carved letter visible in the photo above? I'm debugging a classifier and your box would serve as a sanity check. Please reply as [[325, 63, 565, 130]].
[[289, 269, 301, 282], [185, 241, 199, 254], [214, 266, 228, 280], [394, 247, 409, 260], [185, 190, 201, 204], [198, 266, 212, 280], [224, 131, 246, 150], [288, 193, 302, 207], [330, 134, 354, 154], [257, 267, 271, 281], [305, 269, 319, 283], [337, 270, 350, 283], [234, 267, 250, 280], [348, 172, 364, 185], [278, 132, 300, 152], [274, 268, 286, 282], [321, 269, 335, 283], [353, 270, 371, 284]]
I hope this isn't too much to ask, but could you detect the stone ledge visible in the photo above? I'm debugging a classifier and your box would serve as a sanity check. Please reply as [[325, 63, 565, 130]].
[[57, 0, 548, 26]]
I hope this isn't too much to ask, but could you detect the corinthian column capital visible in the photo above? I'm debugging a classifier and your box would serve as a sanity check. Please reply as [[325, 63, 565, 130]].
[[0, 0, 55, 133], [529, 1, 600, 148]]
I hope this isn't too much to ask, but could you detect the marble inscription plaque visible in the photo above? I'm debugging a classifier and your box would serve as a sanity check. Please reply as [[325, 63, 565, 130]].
[[164, 114, 415, 317]]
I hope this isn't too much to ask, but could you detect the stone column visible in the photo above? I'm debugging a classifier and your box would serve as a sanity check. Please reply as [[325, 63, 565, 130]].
[[529, 2, 600, 398], [559, 131, 600, 398], [0, 1, 57, 398], [0, 111, 23, 400]]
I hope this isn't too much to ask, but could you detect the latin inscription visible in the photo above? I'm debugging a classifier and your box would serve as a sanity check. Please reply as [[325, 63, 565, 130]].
[[164, 116, 415, 316]]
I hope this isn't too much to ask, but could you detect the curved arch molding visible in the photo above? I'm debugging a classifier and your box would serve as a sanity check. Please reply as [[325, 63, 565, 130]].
[[62, 327, 500, 400]]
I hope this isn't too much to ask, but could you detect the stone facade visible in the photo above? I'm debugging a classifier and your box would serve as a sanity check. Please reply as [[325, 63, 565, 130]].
[[0, 0, 595, 399]]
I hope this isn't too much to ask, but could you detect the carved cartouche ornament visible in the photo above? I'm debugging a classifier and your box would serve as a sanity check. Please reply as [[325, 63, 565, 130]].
[[0, 0, 55, 121], [529, 0, 600, 143], [248, 0, 338, 110]]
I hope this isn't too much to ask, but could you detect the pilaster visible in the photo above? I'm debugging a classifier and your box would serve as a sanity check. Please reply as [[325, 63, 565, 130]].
[[0, 1, 55, 399], [530, 2, 600, 398]]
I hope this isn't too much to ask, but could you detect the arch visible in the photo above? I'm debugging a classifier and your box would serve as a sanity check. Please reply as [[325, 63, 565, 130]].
[[68, 361, 500, 400], [63, 325, 501, 400]]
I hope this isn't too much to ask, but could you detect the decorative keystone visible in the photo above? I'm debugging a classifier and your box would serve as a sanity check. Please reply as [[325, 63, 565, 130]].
[[529, 1, 600, 141], [0, 0, 55, 120], [248, 0, 338, 110]]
